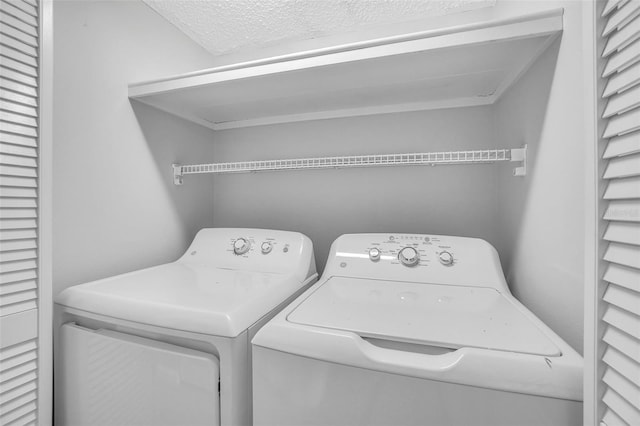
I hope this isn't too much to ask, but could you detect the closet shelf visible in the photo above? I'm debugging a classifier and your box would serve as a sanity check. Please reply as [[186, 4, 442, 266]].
[[172, 146, 527, 185], [129, 9, 563, 131]]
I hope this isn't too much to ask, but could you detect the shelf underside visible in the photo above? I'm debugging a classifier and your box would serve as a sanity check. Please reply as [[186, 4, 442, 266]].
[[130, 9, 563, 130]]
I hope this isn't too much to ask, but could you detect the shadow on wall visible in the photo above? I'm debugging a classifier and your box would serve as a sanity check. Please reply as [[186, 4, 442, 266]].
[[495, 34, 586, 354], [495, 38, 561, 275], [130, 101, 216, 250]]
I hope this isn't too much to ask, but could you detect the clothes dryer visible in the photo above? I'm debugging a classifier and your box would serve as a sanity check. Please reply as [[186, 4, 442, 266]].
[[252, 233, 582, 426], [55, 228, 316, 426]]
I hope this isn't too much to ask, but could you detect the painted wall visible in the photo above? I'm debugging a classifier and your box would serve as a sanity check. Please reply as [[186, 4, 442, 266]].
[[210, 107, 501, 274], [52, 0, 217, 294], [208, 1, 587, 353], [493, 1, 588, 353]]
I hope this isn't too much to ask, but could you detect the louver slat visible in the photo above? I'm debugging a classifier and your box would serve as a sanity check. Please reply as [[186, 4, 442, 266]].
[[0, 100, 38, 118], [0, 2, 36, 27], [0, 66, 38, 88], [603, 15, 640, 56], [603, 367, 640, 410], [603, 387, 640, 425], [5, 0, 37, 18], [20, 0, 37, 8], [0, 77, 36, 98], [0, 44, 36, 68], [0, 208, 37, 219], [0, 249, 36, 262], [603, 0, 629, 18], [0, 143, 35, 157], [602, 38, 640, 77], [0, 88, 37, 108], [0, 280, 36, 296], [0, 164, 37, 177], [0, 401, 36, 426], [603, 84, 640, 117], [604, 282, 640, 314], [0, 10, 38, 37], [603, 346, 640, 389], [0, 132, 37, 147], [603, 0, 640, 36], [604, 221, 640, 245], [0, 31, 36, 57], [604, 242, 640, 268], [604, 176, 640, 199], [0, 270, 36, 286], [603, 107, 640, 137], [603, 408, 627, 426], [0, 54, 37, 78], [0, 198, 36, 208], [602, 61, 640, 97], [603, 152, 640, 178], [604, 263, 640, 291], [0, 154, 36, 168], [0, 22, 37, 47], [603, 325, 640, 364], [604, 200, 640, 221], [603, 304, 640, 340]]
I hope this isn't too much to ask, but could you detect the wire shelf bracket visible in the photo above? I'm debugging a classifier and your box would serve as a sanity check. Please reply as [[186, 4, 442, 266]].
[[172, 145, 528, 185]]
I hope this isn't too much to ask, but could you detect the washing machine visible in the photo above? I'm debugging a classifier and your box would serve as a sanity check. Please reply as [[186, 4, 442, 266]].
[[54, 228, 317, 426], [252, 233, 583, 426]]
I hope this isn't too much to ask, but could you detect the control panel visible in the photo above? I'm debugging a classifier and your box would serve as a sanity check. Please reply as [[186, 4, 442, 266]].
[[355, 234, 458, 268], [322, 233, 508, 291], [178, 228, 317, 279], [229, 235, 290, 257]]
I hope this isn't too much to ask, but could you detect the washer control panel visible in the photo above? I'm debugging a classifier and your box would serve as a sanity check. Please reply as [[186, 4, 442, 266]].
[[323, 233, 507, 290], [359, 234, 457, 268]]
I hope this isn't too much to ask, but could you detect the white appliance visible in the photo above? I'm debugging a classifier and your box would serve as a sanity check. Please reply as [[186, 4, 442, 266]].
[[252, 233, 583, 426], [54, 228, 317, 426]]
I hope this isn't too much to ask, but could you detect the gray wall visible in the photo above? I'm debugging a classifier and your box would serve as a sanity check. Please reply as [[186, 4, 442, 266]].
[[208, 1, 588, 354], [53, 0, 217, 293], [494, 1, 588, 353], [210, 107, 501, 274]]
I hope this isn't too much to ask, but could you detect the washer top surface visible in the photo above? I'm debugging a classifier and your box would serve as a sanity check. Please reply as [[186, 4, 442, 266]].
[[287, 276, 561, 356]]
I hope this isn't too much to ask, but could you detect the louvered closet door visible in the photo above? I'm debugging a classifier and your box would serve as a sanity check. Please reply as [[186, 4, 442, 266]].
[[0, 0, 41, 425], [598, 1, 640, 425]]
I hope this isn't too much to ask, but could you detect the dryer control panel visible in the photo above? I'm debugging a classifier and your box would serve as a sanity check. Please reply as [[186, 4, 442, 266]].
[[323, 233, 508, 291], [178, 228, 317, 281]]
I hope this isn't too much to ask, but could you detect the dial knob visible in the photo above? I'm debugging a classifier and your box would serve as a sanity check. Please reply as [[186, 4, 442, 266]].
[[233, 238, 250, 255], [398, 246, 420, 267], [261, 241, 273, 254], [369, 248, 381, 262], [439, 251, 454, 266]]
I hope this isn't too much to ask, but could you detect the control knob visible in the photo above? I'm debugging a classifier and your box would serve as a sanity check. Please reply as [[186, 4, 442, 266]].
[[261, 241, 273, 254], [233, 238, 250, 255], [398, 246, 420, 267], [369, 248, 381, 262], [439, 251, 454, 266]]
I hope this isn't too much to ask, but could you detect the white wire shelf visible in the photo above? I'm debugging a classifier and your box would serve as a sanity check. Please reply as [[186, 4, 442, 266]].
[[173, 146, 527, 185]]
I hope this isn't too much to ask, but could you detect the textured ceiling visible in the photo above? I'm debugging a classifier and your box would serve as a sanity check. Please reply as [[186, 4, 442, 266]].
[[142, 0, 496, 56]]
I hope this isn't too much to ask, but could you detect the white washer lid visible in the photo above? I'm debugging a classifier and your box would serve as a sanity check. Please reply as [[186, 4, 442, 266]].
[[56, 262, 301, 337], [287, 277, 561, 356]]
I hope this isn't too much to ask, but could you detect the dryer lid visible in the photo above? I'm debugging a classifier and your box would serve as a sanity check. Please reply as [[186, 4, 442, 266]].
[[287, 277, 561, 356], [56, 262, 304, 338]]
